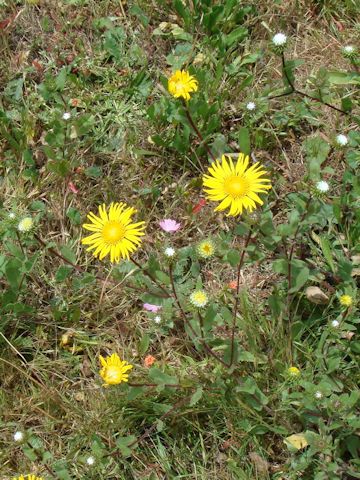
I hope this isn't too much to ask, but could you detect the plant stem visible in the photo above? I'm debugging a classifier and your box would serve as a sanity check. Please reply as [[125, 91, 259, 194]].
[[130, 257, 170, 297], [182, 100, 216, 162], [229, 226, 253, 367], [168, 265, 228, 367], [128, 382, 187, 388], [34, 234, 169, 297], [269, 52, 350, 116]]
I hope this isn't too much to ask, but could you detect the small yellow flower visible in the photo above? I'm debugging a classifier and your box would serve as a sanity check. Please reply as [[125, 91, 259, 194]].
[[287, 366, 301, 377], [197, 239, 215, 259], [13, 475, 43, 480], [17, 217, 33, 232], [339, 295, 353, 307], [99, 353, 133, 386], [202, 153, 271, 217], [190, 290, 208, 308], [82, 202, 145, 263], [168, 70, 198, 101]]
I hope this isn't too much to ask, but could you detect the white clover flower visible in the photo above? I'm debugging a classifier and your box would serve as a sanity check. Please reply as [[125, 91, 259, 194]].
[[314, 391, 323, 399], [86, 456, 95, 465], [331, 320, 340, 328], [154, 315, 161, 324], [343, 45, 355, 55], [13, 431, 24, 442], [316, 181, 330, 193], [164, 247, 175, 257], [18, 217, 33, 232], [8, 212, 16, 219], [62, 112, 71, 120], [246, 101, 256, 111], [335, 134, 348, 147], [272, 33, 287, 46]]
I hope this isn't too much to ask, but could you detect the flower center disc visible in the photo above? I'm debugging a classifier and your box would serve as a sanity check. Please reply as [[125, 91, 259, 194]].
[[102, 221, 126, 244], [105, 366, 121, 382], [225, 176, 249, 197]]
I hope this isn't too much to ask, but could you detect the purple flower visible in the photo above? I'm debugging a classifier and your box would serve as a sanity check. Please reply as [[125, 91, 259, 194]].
[[159, 219, 181, 232], [143, 303, 161, 312]]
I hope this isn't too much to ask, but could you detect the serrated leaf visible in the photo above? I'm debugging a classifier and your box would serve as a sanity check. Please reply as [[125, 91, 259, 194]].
[[190, 387, 203, 406]]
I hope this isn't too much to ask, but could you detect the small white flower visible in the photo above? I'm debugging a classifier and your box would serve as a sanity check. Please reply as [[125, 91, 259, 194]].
[[314, 391, 323, 399], [316, 181, 330, 193], [164, 247, 175, 257], [154, 315, 161, 324], [62, 112, 71, 120], [335, 134, 348, 147], [246, 101, 256, 111], [14, 431, 24, 442], [86, 456, 95, 466], [18, 217, 33, 232], [343, 45, 355, 54], [331, 320, 340, 328], [8, 212, 16, 219], [272, 33, 287, 46]]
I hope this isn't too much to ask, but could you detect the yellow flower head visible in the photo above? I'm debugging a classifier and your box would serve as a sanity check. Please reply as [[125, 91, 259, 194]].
[[339, 294, 353, 307], [190, 290, 208, 308], [197, 239, 215, 259], [82, 202, 145, 263], [202, 153, 271, 217], [287, 366, 301, 377], [99, 353, 133, 386], [168, 70, 198, 101], [13, 476, 43, 480], [18, 217, 33, 232]]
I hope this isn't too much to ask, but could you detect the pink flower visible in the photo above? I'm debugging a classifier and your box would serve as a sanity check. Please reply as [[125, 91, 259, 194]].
[[159, 219, 181, 232], [143, 303, 161, 312]]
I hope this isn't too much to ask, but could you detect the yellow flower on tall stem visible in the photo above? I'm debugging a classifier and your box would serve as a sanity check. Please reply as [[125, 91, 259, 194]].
[[202, 153, 271, 216], [168, 70, 198, 101], [99, 353, 133, 386], [82, 202, 145, 262]]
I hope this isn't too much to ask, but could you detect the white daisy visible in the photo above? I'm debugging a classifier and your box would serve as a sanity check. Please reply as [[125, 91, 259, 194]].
[[331, 320, 340, 328], [272, 33, 287, 46], [335, 134, 348, 147], [316, 181, 329, 193], [62, 112, 71, 120]]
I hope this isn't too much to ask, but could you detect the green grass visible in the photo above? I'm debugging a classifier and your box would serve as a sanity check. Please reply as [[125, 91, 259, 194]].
[[0, 0, 359, 479]]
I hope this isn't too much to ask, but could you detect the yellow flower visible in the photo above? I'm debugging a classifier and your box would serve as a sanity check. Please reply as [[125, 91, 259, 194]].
[[339, 294, 353, 307], [287, 366, 301, 377], [18, 217, 33, 232], [202, 153, 271, 216], [168, 70, 198, 101], [197, 239, 215, 258], [99, 353, 133, 386], [82, 202, 145, 263], [190, 290, 208, 308], [13, 476, 43, 480]]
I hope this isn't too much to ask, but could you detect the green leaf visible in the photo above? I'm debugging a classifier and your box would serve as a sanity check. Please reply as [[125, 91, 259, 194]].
[[55, 67, 68, 90], [190, 387, 203, 406], [55, 265, 73, 282], [327, 71, 360, 85], [226, 249, 240, 267], [148, 367, 178, 385], [138, 334, 150, 355], [319, 236, 336, 273], [59, 245, 77, 264], [155, 271, 170, 285], [289, 265, 309, 293], [116, 435, 137, 457], [238, 127, 250, 155], [303, 136, 331, 180]]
